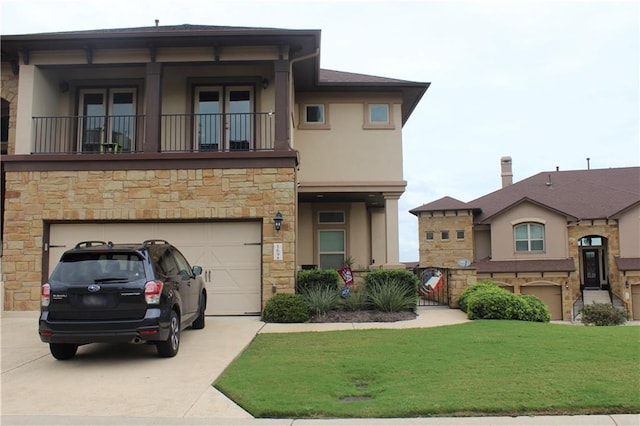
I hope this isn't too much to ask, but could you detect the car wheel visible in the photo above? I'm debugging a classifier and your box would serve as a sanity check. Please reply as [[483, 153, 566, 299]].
[[191, 293, 206, 330], [49, 343, 78, 360], [157, 310, 180, 358]]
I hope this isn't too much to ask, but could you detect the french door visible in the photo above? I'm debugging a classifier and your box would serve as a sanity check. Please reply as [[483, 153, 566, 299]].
[[78, 89, 137, 153], [194, 86, 253, 151]]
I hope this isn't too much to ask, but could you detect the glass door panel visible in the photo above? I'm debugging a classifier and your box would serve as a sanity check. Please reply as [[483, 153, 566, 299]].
[[80, 92, 106, 152], [108, 91, 135, 152], [226, 88, 252, 150], [195, 87, 222, 151], [319, 230, 345, 269]]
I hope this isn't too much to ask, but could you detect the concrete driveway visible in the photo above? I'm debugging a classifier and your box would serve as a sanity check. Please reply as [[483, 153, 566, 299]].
[[1, 311, 263, 419]]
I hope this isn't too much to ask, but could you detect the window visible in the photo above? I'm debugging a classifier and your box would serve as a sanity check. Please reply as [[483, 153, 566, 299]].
[[514, 223, 544, 252], [456, 230, 465, 240], [364, 102, 394, 129], [441, 231, 449, 241], [299, 103, 330, 129], [306, 105, 324, 124], [319, 211, 345, 224], [319, 230, 345, 269], [426, 231, 434, 241], [1, 98, 8, 155]]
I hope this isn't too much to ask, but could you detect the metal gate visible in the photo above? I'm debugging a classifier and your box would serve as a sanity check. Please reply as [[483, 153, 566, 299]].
[[416, 267, 449, 306]]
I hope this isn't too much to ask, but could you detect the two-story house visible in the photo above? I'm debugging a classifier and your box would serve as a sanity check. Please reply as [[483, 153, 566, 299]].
[[410, 157, 640, 321], [0, 24, 429, 314]]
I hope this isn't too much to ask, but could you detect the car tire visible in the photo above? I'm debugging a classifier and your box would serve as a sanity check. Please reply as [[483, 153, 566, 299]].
[[50, 343, 78, 360], [191, 293, 206, 330], [157, 310, 180, 358]]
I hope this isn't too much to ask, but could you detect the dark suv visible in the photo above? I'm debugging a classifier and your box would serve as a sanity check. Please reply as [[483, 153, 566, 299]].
[[39, 240, 207, 360]]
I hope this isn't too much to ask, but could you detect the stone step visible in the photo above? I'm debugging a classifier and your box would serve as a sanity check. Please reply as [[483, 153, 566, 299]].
[[583, 290, 611, 306]]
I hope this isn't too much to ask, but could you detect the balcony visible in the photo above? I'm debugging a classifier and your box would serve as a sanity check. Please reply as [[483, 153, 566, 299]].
[[32, 112, 275, 154]]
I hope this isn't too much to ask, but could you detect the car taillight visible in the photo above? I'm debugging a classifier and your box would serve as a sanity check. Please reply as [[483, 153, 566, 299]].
[[144, 281, 163, 304], [41, 283, 51, 307]]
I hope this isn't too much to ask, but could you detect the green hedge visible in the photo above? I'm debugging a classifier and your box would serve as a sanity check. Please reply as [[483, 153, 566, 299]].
[[262, 293, 309, 323], [364, 269, 419, 312], [461, 281, 550, 323], [296, 269, 340, 293]]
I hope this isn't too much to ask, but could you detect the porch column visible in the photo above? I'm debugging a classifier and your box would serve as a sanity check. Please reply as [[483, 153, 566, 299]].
[[273, 60, 290, 151], [383, 193, 404, 268], [144, 62, 162, 153]]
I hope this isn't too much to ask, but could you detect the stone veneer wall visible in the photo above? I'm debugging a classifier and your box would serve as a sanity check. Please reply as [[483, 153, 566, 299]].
[[2, 167, 296, 310], [1, 68, 18, 154], [417, 211, 474, 269]]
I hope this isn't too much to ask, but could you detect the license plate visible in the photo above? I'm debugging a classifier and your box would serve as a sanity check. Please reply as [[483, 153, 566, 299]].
[[83, 295, 107, 307]]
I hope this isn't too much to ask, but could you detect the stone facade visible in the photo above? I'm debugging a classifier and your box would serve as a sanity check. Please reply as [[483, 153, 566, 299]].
[[416, 211, 474, 268], [2, 167, 297, 310]]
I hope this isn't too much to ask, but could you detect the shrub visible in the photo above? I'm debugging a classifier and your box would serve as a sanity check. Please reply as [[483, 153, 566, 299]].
[[365, 269, 418, 297], [368, 278, 417, 313], [296, 269, 340, 293], [262, 294, 309, 323], [458, 281, 502, 313], [581, 303, 627, 326], [464, 286, 551, 323], [301, 286, 340, 316], [341, 288, 369, 312]]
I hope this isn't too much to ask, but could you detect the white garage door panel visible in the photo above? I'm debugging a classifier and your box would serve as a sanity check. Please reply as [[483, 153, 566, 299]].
[[49, 222, 262, 316]]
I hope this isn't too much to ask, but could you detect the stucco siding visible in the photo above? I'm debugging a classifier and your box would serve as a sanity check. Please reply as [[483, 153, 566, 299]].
[[490, 202, 568, 261], [619, 204, 640, 257]]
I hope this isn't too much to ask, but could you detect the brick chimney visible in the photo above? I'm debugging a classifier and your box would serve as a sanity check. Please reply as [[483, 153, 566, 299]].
[[500, 156, 513, 188]]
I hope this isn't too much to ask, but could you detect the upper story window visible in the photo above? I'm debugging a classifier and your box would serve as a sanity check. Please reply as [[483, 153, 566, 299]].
[[364, 102, 394, 129], [441, 230, 450, 241], [299, 103, 330, 129], [426, 231, 434, 241], [514, 223, 545, 252], [456, 230, 465, 240]]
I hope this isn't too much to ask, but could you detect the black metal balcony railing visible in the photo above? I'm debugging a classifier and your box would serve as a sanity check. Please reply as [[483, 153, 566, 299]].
[[161, 112, 274, 152], [31, 112, 275, 154], [32, 115, 145, 154]]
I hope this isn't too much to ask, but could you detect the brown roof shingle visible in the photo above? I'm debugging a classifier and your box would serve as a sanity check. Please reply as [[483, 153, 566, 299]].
[[409, 196, 475, 215], [474, 257, 576, 274]]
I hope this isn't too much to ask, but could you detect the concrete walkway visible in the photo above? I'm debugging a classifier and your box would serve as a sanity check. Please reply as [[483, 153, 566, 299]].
[[1, 308, 638, 425]]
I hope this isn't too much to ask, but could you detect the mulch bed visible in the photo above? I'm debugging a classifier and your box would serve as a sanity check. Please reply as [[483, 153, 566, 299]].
[[309, 310, 417, 323]]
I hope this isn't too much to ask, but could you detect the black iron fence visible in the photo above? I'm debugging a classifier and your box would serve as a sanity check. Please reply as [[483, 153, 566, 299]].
[[415, 266, 450, 306]]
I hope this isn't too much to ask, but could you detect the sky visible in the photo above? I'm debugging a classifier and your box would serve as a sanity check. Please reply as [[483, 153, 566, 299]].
[[2, 0, 639, 262]]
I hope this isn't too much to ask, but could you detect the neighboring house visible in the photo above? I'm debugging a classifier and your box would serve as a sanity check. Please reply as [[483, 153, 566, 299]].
[[0, 25, 429, 314], [410, 157, 640, 321]]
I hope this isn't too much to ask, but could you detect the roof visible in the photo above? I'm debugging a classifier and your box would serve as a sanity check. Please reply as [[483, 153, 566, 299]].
[[2, 24, 429, 125], [409, 167, 639, 224], [615, 257, 640, 272], [409, 196, 475, 215], [473, 257, 576, 274]]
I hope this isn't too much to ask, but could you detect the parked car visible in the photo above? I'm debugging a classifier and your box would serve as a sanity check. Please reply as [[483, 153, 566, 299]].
[[39, 240, 207, 360]]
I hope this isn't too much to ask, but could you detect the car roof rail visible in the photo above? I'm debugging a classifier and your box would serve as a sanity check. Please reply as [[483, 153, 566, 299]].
[[142, 239, 170, 247], [74, 241, 107, 248]]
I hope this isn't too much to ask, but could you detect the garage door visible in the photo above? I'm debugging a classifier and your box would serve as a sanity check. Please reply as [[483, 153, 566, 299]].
[[632, 285, 640, 320], [520, 285, 563, 320], [48, 222, 262, 315]]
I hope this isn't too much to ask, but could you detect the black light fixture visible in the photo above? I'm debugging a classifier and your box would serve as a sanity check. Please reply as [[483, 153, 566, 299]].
[[262, 78, 269, 89], [273, 211, 283, 232]]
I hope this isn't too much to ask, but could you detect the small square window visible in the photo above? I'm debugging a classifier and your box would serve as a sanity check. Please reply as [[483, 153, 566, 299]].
[[441, 231, 449, 240], [369, 104, 389, 123], [456, 230, 465, 240], [319, 211, 345, 224], [426, 231, 434, 241], [305, 105, 324, 124]]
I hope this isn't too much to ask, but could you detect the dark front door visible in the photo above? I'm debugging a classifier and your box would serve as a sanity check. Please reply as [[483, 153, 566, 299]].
[[582, 249, 600, 288]]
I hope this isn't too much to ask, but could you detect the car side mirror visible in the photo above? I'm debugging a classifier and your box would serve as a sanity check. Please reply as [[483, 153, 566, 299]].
[[192, 266, 203, 276]]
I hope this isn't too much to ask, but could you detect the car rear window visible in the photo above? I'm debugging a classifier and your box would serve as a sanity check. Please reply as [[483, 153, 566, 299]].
[[50, 252, 145, 283]]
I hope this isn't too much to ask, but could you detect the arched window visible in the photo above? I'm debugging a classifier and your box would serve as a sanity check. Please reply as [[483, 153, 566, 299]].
[[514, 223, 544, 252]]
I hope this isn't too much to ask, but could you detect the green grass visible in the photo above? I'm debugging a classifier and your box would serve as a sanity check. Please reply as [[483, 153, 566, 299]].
[[214, 321, 640, 418]]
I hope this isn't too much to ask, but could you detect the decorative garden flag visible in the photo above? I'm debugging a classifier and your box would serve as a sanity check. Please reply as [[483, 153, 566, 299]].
[[337, 265, 354, 285]]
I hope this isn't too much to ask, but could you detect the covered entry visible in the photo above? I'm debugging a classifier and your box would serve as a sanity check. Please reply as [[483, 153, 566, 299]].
[[521, 283, 563, 320], [48, 222, 262, 315]]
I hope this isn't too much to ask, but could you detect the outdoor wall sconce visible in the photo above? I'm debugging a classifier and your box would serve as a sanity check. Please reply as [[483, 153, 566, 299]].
[[262, 78, 269, 89], [273, 211, 283, 232], [625, 281, 629, 289], [564, 281, 569, 289]]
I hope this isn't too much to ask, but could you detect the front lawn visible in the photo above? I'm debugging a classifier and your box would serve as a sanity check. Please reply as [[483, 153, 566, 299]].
[[214, 321, 640, 418]]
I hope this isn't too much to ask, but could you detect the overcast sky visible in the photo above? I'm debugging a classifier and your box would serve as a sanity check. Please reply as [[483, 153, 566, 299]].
[[2, 0, 638, 262]]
